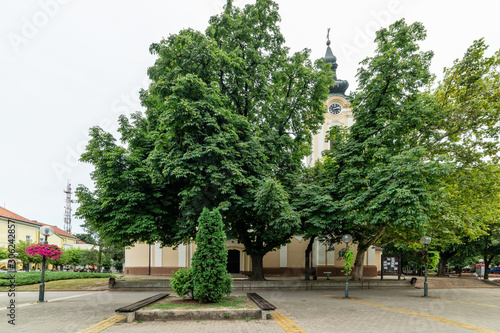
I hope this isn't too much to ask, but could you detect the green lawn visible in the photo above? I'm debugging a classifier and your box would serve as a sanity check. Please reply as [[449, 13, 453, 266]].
[[0, 271, 115, 287], [13, 278, 111, 291], [145, 296, 256, 310]]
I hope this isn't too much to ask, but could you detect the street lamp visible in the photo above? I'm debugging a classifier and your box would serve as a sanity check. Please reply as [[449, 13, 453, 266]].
[[342, 234, 353, 299], [420, 236, 431, 297], [478, 259, 484, 278], [38, 226, 55, 303]]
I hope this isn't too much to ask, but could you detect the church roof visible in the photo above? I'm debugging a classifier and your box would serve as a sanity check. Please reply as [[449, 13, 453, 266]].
[[325, 30, 349, 98]]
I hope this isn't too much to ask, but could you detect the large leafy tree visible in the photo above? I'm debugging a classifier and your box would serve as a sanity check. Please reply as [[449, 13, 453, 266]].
[[427, 164, 500, 276], [76, 0, 331, 280], [319, 21, 500, 280], [321, 20, 444, 280]]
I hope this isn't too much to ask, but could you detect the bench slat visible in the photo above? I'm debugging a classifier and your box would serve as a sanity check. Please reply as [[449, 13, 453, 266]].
[[247, 292, 276, 311], [116, 293, 169, 312]]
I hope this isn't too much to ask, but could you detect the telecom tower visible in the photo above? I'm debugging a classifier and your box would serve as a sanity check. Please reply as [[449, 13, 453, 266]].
[[64, 181, 72, 234]]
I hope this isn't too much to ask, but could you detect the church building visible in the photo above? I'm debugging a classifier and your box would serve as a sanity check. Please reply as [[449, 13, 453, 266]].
[[124, 36, 381, 277]]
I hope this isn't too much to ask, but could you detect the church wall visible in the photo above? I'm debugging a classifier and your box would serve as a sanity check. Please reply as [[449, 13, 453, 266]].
[[125, 243, 151, 275]]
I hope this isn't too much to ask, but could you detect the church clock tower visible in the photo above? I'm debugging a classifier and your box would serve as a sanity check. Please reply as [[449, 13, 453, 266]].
[[306, 30, 353, 167]]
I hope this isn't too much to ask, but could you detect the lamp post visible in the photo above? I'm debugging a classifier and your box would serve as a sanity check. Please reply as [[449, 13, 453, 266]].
[[14, 253, 18, 273], [478, 259, 484, 278], [420, 236, 431, 297], [38, 226, 55, 303], [342, 234, 353, 299]]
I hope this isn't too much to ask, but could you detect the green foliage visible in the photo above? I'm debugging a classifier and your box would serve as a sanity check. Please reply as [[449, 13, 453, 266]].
[[0, 271, 114, 286], [79, 249, 98, 268], [15, 240, 42, 267], [432, 38, 500, 165], [113, 261, 123, 272], [74, 233, 98, 245], [343, 250, 354, 274], [427, 251, 440, 271], [170, 267, 194, 299], [63, 248, 84, 267], [75, 0, 330, 280], [0, 248, 8, 261], [318, 19, 444, 280], [192, 208, 232, 303]]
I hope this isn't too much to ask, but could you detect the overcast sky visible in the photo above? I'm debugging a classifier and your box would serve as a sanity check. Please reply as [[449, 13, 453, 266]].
[[1, 0, 499, 235]]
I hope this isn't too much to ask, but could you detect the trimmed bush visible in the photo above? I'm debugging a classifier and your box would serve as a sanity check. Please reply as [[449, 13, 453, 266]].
[[170, 267, 194, 299], [192, 208, 232, 303]]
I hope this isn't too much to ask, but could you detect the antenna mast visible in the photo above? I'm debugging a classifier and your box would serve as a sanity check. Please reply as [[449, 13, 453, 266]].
[[63, 181, 72, 234]]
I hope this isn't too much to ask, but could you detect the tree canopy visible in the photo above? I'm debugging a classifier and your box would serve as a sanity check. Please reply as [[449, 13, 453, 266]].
[[76, 0, 332, 280], [311, 20, 500, 280]]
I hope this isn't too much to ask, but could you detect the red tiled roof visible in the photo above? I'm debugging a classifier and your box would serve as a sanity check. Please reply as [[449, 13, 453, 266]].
[[0, 207, 42, 226], [0, 206, 81, 241]]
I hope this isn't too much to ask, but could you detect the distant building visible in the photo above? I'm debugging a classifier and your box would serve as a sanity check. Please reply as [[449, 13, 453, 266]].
[[0, 206, 85, 269]]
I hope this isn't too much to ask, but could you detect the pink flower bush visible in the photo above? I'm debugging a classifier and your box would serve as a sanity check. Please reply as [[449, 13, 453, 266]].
[[25, 243, 63, 260]]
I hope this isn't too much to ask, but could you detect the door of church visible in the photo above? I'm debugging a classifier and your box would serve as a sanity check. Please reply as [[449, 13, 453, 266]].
[[227, 249, 240, 273]]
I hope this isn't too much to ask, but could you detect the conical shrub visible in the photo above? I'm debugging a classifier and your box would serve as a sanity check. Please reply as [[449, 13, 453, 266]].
[[192, 208, 232, 303]]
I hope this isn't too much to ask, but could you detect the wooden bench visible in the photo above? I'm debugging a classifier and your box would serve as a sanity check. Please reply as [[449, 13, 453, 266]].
[[116, 293, 169, 322], [247, 292, 276, 320]]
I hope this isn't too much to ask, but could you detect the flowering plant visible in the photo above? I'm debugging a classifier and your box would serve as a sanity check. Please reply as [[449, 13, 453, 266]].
[[25, 243, 63, 260]]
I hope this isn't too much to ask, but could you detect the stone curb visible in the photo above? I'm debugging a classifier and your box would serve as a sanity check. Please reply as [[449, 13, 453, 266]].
[[110, 279, 411, 291], [134, 308, 262, 321]]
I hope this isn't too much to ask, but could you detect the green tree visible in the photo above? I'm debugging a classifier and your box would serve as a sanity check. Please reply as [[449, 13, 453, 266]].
[[74, 233, 98, 245], [292, 161, 342, 279], [470, 223, 500, 280], [103, 244, 125, 272], [322, 19, 443, 280], [427, 164, 500, 276], [76, 0, 331, 280], [192, 208, 232, 303], [17, 240, 42, 271], [62, 247, 83, 270], [319, 21, 500, 281], [79, 249, 98, 269], [0, 248, 8, 261]]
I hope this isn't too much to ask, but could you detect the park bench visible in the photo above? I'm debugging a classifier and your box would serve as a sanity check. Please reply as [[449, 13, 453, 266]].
[[247, 292, 276, 319], [116, 293, 169, 322]]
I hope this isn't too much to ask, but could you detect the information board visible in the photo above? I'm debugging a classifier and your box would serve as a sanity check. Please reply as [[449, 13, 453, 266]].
[[381, 255, 401, 280]]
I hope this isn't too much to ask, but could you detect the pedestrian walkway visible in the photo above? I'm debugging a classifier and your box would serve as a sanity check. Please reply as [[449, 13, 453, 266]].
[[1, 280, 499, 333]]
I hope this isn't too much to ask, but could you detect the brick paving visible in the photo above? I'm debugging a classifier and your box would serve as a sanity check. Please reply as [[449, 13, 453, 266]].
[[1, 278, 499, 333]]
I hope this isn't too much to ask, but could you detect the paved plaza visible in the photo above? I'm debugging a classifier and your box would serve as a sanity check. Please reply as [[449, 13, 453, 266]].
[[1, 280, 499, 333]]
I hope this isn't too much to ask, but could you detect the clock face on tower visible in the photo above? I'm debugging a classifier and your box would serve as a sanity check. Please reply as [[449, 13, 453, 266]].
[[328, 103, 342, 115]]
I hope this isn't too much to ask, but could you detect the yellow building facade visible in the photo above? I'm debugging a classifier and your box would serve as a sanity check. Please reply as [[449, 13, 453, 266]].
[[0, 207, 82, 270]]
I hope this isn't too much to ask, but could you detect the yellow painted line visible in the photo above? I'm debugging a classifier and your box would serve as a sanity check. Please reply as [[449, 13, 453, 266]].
[[271, 309, 307, 333], [77, 315, 126, 333], [321, 293, 498, 333]]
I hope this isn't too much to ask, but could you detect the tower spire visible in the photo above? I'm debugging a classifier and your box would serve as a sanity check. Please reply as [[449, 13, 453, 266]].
[[324, 28, 349, 97]]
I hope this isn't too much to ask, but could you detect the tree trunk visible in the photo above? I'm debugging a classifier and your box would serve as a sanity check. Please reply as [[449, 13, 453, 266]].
[[351, 225, 387, 280], [484, 257, 491, 280], [304, 237, 315, 281], [97, 245, 103, 273], [352, 248, 366, 280], [248, 253, 266, 281], [437, 251, 457, 276], [437, 257, 447, 276]]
